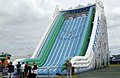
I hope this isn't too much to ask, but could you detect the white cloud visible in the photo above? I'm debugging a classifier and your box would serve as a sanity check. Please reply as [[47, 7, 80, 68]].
[[0, 0, 66, 58], [0, 0, 120, 58], [112, 7, 120, 15], [106, 6, 120, 54], [15, 35, 25, 40], [0, 0, 53, 25]]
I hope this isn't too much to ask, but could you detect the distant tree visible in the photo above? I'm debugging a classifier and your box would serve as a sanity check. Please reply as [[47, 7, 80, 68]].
[[112, 54, 120, 58]]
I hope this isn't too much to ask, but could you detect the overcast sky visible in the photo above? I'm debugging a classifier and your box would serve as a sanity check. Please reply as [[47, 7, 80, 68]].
[[0, 0, 120, 57]]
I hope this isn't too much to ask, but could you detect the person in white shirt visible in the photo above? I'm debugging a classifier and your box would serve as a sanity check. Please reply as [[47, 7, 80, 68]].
[[20, 62, 25, 78]]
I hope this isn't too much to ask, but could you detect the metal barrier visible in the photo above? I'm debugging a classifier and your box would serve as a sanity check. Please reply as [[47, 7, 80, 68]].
[[38, 66, 81, 78], [37, 65, 120, 78], [77, 67, 81, 78], [38, 66, 67, 78], [3, 66, 80, 78]]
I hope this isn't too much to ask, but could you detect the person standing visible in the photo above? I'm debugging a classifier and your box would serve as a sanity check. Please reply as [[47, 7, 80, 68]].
[[0, 61, 3, 77], [20, 62, 25, 78], [8, 62, 14, 78], [24, 62, 29, 77], [16, 62, 21, 78], [32, 62, 38, 78], [27, 65, 32, 78], [65, 59, 72, 78]]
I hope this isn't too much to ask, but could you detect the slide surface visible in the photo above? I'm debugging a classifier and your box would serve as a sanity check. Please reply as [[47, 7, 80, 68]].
[[24, 13, 65, 67], [37, 7, 94, 75], [23, 6, 95, 75]]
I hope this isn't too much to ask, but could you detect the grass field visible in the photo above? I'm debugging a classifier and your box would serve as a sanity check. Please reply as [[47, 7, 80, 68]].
[[56, 64, 120, 78], [2, 64, 120, 78]]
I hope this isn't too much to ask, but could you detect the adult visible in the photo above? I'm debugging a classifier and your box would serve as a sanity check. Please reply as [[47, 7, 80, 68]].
[[20, 62, 25, 78], [16, 62, 21, 78], [24, 62, 29, 77], [0, 61, 3, 77], [32, 62, 38, 78], [8, 62, 14, 78], [65, 59, 72, 78], [27, 65, 31, 78]]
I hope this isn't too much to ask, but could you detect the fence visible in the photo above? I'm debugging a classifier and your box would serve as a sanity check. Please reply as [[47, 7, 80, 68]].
[[38, 66, 81, 78], [2, 65, 119, 78], [38, 64, 120, 78]]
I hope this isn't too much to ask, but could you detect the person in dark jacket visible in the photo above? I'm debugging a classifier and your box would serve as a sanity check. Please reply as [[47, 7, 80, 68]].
[[31, 62, 38, 78], [16, 62, 21, 78], [0, 61, 3, 77], [27, 65, 32, 78], [8, 62, 14, 78]]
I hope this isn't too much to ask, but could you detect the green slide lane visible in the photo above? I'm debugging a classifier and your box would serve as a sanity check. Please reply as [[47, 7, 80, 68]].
[[24, 14, 65, 67], [79, 8, 94, 56], [36, 15, 64, 67], [24, 14, 63, 62]]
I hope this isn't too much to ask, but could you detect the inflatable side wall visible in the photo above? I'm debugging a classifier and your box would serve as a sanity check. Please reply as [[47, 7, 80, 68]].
[[70, 0, 109, 73]]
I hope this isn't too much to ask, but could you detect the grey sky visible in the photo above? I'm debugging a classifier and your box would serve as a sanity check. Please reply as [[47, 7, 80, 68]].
[[0, 0, 120, 58]]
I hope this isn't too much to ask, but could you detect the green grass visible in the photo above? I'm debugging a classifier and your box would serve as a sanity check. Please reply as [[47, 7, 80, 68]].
[[56, 64, 120, 78], [2, 64, 120, 78]]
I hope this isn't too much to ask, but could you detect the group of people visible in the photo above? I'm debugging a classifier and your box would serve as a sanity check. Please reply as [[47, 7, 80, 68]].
[[0, 59, 72, 78], [7, 61, 38, 78]]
